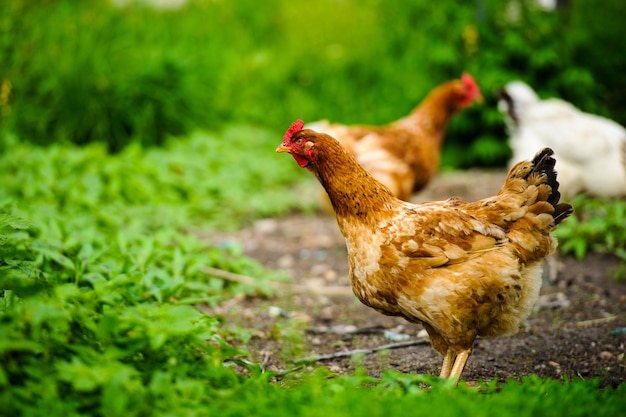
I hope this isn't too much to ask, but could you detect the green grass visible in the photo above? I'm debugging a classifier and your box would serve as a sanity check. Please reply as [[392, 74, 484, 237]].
[[214, 371, 626, 417]]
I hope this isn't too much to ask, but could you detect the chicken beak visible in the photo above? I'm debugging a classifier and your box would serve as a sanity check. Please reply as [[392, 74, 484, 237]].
[[276, 143, 291, 153]]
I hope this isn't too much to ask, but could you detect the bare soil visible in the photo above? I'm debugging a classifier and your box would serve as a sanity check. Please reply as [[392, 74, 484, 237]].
[[210, 170, 626, 388]]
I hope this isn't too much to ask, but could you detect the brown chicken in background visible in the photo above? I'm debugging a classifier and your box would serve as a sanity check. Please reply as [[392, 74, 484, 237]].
[[277, 120, 572, 385], [307, 73, 482, 203]]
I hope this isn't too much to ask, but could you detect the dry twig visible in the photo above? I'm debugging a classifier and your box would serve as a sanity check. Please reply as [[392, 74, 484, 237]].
[[295, 339, 429, 364], [575, 315, 617, 328], [307, 325, 385, 335]]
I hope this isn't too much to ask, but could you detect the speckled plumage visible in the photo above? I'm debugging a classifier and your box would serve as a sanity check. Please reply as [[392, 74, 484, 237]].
[[277, 126, 573, 384]]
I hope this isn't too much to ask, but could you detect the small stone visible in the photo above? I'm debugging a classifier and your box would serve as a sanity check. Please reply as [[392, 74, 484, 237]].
[[328, 364, 344, 374], [277, 254, 295, 269], [548, 361, 561, 375], [310, 264, 328, 277], [599, 351, 614, 360], [384, 330, 411, 342], [268, 306, 287, 318], [254, 218, 278, 234], [319, 306, 335, 320], [417, 329, 429, 339], [324, 268, 338, 282], [291, 311, 312, 323]]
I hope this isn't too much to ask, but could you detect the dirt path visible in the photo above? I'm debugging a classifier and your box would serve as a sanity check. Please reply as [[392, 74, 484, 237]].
[[210, 170, 626, 387]]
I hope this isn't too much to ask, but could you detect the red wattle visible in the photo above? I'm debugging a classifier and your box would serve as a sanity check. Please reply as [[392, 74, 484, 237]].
[[292, 153, 309, 167]]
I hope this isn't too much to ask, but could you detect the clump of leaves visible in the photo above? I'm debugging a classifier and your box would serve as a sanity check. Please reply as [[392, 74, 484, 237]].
[[0, 125, 309, 415], [0, 211, 42, 296], [555, 195, 626, 279], [0, 199, 263, 415]]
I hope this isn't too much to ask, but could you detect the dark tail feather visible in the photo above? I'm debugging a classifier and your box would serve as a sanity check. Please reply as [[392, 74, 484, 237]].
[[531, 148, 573, 225], [497, 87, 519, 126], [553, 203, 574, 225]]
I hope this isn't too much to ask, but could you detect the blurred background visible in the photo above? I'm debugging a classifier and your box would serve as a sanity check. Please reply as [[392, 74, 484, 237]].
[[1, 0, 624, 168]]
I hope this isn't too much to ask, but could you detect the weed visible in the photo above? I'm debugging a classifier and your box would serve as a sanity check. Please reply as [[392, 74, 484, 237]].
[[555, 195, 626, 280]]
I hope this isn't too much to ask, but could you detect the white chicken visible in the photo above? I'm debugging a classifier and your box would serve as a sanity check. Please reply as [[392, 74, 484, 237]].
[[498, 80, 626, 198]]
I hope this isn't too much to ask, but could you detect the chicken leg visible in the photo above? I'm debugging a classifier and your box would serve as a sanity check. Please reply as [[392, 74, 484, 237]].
[[439, 349, 456, 379], [448, 348, 472, 385]]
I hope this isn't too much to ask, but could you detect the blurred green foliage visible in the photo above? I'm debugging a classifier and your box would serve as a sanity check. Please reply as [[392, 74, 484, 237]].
[[1, 0, 625, 165], [555, 195, 626, 279], [0, 128, 307, 415]]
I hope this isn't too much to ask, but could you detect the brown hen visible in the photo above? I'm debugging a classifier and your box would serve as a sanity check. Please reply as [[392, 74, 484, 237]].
[[277, 120, 572, 384], [307, 73, 482, 203]]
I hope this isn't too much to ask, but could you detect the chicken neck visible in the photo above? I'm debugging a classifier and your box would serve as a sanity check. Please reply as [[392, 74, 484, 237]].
[[397, 81, 463, 147], [309, 137, 397, 220]]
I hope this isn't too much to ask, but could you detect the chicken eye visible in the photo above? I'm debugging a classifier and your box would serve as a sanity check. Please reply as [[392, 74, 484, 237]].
[[296, 139, 302, 144]]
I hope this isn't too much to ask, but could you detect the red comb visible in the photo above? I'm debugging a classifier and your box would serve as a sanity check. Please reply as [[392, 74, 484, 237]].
[[284, 119, 305, 142], [461, 72, 475, 87]]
